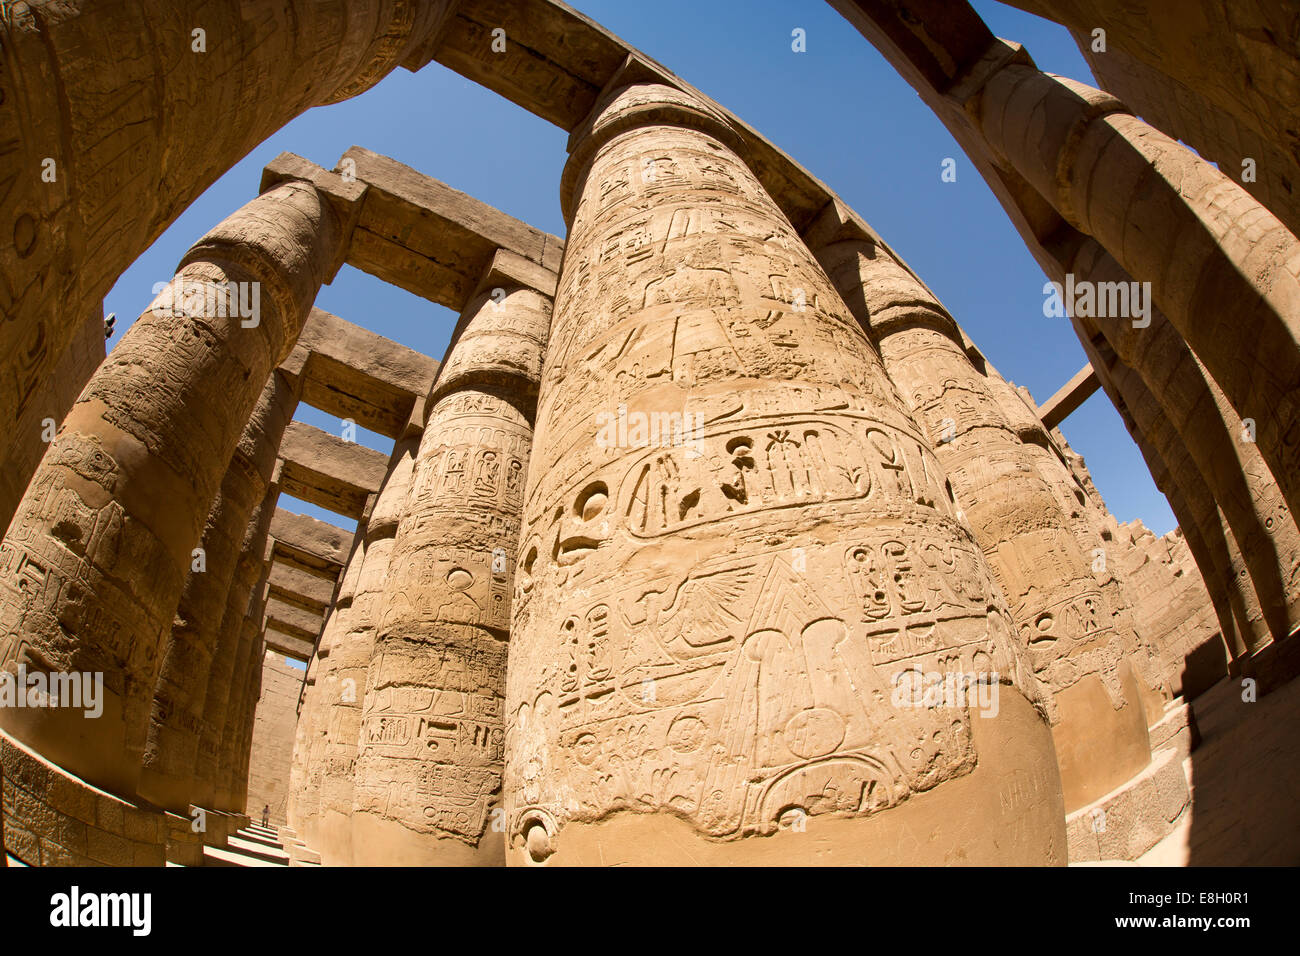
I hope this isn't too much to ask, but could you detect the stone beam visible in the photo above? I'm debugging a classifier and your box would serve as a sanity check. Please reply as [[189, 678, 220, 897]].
[[267, 561, 336, 615], [1040, 364, 1101, 430], [284, 308, 440, 439], [263, 625, 316, 664], [268, 509, 351, 579], [339, 147, 564, 311], [412, 0, 845, 233], [278, 422, 389, 520], [264, 598, 326, 644]]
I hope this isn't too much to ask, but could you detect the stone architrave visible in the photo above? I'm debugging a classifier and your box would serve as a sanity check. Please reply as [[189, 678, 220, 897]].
[[812, 234, 1152, 811], [138, 369, 299, 812], [502, 81, 1066, 866], [0, 181, 338, 799], [351, 262, 551, 866]]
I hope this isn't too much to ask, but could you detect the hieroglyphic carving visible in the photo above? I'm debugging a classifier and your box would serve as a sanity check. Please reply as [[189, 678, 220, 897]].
[[351, 282, 549, 861], [505, 84, 1047, 859], [0, 181, 336, 799]]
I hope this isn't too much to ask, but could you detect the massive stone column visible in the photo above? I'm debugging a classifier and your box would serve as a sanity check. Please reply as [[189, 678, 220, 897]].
[[1059, 240, 1300, 643], [194, 497, 283, 820], [1074, 322, 1255, 670], [138, 368, 299, 812], [289, 532, 366, 844], [974, 66, 1300, 521], [314, 435, 419, 865], [0, 0, 453, 529], [0, 180, 339, 799], [812, 229, 1150, 811], [1080, 329, 1269, 660], [351, 255, 551, 865], [215, 592, 271, 814], [503, 81, 1065, 866]]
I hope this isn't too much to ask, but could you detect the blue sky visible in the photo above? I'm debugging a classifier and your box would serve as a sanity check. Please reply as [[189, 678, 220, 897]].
[[102, 0, 1176, 537]]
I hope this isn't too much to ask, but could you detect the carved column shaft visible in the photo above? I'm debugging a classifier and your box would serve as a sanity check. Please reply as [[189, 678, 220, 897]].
[[0, 181, 337, 799], [1061, 240, 1300, 643], [503, 82, 1064, 865], [194, 485, 280, 810], [313, 437, 420, 865], [813, 236, 1151, 811], [290, 531, 366, 844], [977, 66, 1300, 523], [138, 368, 299, 812], [351, 266, 550, 866]]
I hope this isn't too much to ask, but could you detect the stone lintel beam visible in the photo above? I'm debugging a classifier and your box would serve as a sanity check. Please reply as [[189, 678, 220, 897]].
[[286, 308, 440, 439], [278, 422, 388, 520], [412, 0, 846, 233], [339, 147, 564, 310], [264, 627, 315, 664], [268, 509, 350, 578], [264, 598, 326, 645], [1040, 364, 1101, 430], [267, 561, 336, 614]]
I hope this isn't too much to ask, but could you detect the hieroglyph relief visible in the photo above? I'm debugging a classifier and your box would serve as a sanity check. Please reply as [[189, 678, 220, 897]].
[[354, 388, 528, 842], [505, 108, 1042, 847]]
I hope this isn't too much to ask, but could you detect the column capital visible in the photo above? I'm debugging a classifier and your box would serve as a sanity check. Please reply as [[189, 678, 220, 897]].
[[561, 78, 744, 224]]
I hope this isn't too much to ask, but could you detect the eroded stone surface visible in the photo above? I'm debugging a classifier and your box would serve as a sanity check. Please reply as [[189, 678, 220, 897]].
[[502, 82, 1063, 865]]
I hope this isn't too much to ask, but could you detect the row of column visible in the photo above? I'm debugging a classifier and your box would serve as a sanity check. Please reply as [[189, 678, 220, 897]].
[[0, 176, 344, 859], [834, 0, 1300, 682], [288, 81, 1097, 864], [287, 256, 551, 865], [4, 75, 1225, 867]]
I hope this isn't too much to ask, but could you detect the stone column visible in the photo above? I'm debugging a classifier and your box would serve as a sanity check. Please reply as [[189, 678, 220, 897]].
[[1073, 320, 1254, 668], [193, 488, 279, 816], [1081, 331, 1267, 661], [0, 0, 452, 528], [314, 435, 420, 865], [214, 606, 269, 814], [0, 180, 338, 800], [285, 654, 320, 832], [289, 533, 366, 844], [975, 66, 1300, 522], [138, 368, 299, 812], [503, 81, 1065, 866], [812, 231, 1150, 812], [351, 254, 551, 866], [1060, 240, 1300, 643]]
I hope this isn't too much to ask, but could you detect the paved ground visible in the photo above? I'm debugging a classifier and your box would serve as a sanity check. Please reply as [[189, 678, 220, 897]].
[[1139, 671, 1300, 865]]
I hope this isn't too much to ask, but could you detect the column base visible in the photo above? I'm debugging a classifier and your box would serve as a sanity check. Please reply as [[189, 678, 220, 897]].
[[1147, 698, 1200, 761], [0, 729, 167, 866], [164, 811, 206, 866], [1064, 745, 1190, 863], [192, 807, 237, 847], [510, 690, 1066, 866], [351, 811, 506, 866], [315, 807, 354, 866]]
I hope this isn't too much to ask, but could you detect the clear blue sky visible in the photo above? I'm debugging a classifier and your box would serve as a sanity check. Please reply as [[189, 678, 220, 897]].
[[102, 0, 1176, 538]]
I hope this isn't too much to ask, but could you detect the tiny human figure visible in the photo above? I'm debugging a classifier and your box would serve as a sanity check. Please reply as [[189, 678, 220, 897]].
[[261, 804, 269, 828]]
